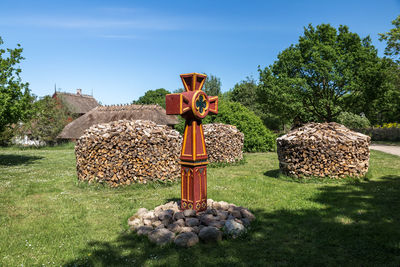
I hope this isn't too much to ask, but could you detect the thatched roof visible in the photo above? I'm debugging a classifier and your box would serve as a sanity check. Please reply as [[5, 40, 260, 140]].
[[53, 91, 99, 114], [58, 104, 179, 140]]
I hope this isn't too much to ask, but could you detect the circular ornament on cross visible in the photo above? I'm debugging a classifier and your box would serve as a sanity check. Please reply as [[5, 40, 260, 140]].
[[192, 91, 209, 119]]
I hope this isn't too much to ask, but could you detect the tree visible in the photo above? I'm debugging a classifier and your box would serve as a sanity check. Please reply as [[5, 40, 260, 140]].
[[17, 96, 73, 144], [258, 24, 391, 127], [133, 88, 171, 108], [230, 76, 258, 107], [379, 15, 400, 62], [0, 37, 32, 135], [203, 74, 221, 96]]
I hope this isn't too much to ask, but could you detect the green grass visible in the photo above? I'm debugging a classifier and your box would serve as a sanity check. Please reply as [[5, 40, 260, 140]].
[[1, 147, 400, 266]]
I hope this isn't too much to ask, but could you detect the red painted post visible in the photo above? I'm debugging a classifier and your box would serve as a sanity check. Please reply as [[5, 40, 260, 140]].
[[166, 73, 218, 211]]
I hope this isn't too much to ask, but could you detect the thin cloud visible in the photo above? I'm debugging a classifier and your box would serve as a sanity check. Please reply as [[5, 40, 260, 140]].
[[0, 16, 181, 31], [99, 34, 143, 39]]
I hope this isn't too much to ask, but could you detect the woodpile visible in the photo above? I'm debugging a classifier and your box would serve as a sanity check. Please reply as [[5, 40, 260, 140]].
[[75, 120, 182, 186], [203, 123, 244, 163], [277, 122, 370, 178]]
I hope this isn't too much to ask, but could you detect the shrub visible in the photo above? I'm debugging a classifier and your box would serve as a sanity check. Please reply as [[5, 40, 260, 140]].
[[336, 112, 371, 129], [374, 122, 400, 128], [0, 125, 15, 146], [203, 101, 276, 152]]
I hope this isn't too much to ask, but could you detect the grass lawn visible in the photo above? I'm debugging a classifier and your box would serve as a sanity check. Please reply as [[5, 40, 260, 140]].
[[1, 145, 400, 266]]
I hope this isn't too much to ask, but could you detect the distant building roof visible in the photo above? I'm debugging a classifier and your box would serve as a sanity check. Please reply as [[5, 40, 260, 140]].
[[53, 89, 99, 114], [58, 104, 179, 140]]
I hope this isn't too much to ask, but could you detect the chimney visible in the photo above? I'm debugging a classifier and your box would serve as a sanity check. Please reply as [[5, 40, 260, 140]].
[[76, 89, 82, 95]]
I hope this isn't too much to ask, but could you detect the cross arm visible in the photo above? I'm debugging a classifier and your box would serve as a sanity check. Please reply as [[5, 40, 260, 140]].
[[208, 96, 218, 115], [165, 93, 191, 115]]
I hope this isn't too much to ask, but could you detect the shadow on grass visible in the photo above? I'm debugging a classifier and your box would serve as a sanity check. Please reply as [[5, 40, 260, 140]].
[[0, 154, 43, 166], [264, 169, 280, 178], [65, 175, 400, 266]]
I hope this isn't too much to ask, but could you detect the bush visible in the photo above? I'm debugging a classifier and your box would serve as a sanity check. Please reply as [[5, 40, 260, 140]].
[[0, 125, 15, 146], [203, 101, 276, 152], [336, 112, 371, 129], [374, 122, 400, 128]]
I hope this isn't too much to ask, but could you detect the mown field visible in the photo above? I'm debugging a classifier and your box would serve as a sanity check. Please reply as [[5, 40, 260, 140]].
[[1, 144, 400, 266]]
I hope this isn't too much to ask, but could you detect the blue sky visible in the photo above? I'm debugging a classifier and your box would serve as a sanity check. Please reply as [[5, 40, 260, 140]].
[[1, 0, 399, 105]]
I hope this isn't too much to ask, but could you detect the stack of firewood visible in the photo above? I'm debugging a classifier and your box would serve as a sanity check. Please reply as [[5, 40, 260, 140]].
[[203, 123, 244, 163], [277, 122, 370, 178], [75, 120, 182, 186]]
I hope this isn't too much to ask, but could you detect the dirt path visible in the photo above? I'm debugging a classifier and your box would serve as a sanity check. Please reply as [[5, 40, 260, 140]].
[[370, 144, 400, 157]]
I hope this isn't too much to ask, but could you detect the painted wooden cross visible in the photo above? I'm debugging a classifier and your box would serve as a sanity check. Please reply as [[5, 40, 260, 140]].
[[166, 73, 218, 212]]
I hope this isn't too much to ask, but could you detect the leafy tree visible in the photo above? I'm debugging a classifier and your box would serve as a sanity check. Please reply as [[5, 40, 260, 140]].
[[203, 100, 276, 152], [133, 88, 171, 108], [203, 74, 221, 96], [230, 76, 258, 108], [379, 15, 400, 62], [173, 88, 184, 93], [258, 24, 392, 128], [17, 96, 73, 144], [0, 37, 32, 135]]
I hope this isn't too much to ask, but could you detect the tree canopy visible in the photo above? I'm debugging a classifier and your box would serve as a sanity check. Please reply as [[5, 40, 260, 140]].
[[0, 37, 32, 133], [133, 88, 171, 108], [203, 74, 221, 96], [257, 24, 394, 127], [17, 96, 73, 144], [379, 15, 400, 62]]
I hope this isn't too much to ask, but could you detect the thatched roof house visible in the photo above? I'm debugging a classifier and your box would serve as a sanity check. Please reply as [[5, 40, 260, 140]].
[[53, 89, 99, 116], [58, 104, 179, 140]]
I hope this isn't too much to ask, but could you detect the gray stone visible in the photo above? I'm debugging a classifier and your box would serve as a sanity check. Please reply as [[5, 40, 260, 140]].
[[173, 211, 185, 221], [208, 220, 224, 229], [225, 219, 245, 238], [152, 220, 162, 228], [217, 211, 229, 220], [204, 209, 213, 214], [231, 209, 242, 219], [241, 218, 251, 227], [185, 217, 200, 227], [198, 225, 206, 232], [156, 224, 166, 229], [207, 199, 214, 208], [143, 219, 152, 226], [136, 208, 148, 217], [174, 232, 199, 248], [180, 227, 194, 233], [212, 202, 221, 210], [219, 201, 230, 211], [136, 226, 153, 236], [240, 209, 255, 221], [183, 209, 196, 217], [128, 217, 143, 229], [167, 223, 181, 233], [143, 211, 156, 220], [192, 226, 200, 234], [158, 210, 174, 221], [164, 201, 180, 211], [175, 219, 185, 227], [148, 228, 175, 246], [200, 214, 219, 226], [154, 206, 163, 216], [161, 218, 172, 226], [198, 226, 222, 243]]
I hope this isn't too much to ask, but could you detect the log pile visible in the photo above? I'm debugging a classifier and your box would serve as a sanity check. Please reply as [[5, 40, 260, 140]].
[[75, 120, 182, 186], [203, 123, 244, 163], [277, 122, 370, 178]]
